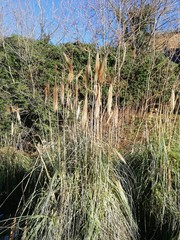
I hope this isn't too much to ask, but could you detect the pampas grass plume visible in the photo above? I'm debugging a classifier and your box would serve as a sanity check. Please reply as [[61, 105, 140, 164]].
[[113, 98, 119, 127], [98, 52, 108, 84], [107, 83, 113, 116], [63, 52, 74, 84], [60, 83, 64, 105], [82, 94, 88, 129], [170, 88, 175, 112], [53, 80, 58, 112]]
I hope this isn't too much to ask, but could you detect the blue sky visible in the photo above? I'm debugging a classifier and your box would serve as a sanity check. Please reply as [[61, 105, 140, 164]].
[[0, 0, 179, 45], [0, 0, 95, 44]]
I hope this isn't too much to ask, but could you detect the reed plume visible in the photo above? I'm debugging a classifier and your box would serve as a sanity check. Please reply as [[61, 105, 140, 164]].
[[98, 52, 108, 84], [107, 83, 113, 116], [53, 80, 58, 112], [170, 88, 175, 112], [76, 101, 81, 120], [82, 94, 88, 129], [113, 97, 119, 127], [60, 83, 64, 105], [63, 52, 74, 84]]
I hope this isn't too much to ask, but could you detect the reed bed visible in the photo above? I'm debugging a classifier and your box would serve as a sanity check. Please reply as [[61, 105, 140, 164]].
[[0, 49, 179, 240], [16, 52, 139, 239]]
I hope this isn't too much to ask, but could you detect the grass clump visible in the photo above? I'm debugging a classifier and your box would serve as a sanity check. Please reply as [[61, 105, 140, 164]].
[[128, 137, 180, 240], [19, 129, 137, 240]]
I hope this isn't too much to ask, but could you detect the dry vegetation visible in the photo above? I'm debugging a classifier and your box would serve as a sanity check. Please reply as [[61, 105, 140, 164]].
[[0, 49, 179, 239], [0, 0, 179, 239], [155, 32, 180, 50]]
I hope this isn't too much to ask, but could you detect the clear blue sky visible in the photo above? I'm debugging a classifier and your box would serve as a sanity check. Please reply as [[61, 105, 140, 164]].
[[0, 0, 94, 44], [0, 0, 179, 45]]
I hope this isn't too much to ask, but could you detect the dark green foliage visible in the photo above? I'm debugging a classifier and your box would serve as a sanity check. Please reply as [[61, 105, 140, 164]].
[[119, 50, 178, 108], [0, 35, 178, 144], [62, 42, 96, 71]]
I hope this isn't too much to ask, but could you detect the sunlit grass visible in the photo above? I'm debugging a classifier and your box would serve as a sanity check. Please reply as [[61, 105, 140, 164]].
[[18, 129, 137, 240]]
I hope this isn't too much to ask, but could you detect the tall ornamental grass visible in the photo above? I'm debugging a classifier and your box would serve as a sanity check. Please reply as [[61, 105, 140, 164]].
[[19, 129, 137, 240]]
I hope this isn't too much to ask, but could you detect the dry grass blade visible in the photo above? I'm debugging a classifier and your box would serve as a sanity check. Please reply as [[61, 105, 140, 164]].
[[63, 52, 74, 84], [60, 82, 64, 105], [53, 80, 58, 112], [107, 83, 113, 116], [113, 98, 119, 127], [21, 136, 138, 240], [82, 94, 88, 129]]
